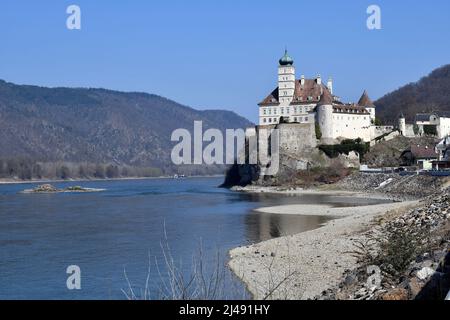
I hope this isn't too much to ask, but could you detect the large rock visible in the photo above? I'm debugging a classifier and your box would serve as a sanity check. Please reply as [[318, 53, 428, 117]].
[[416, 267, 436, 281]]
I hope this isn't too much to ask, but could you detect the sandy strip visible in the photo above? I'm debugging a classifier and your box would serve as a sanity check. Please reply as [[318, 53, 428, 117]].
[[229, 199, 420, 300], [232, 185, 393, 200], [255, 204, 346, 216]]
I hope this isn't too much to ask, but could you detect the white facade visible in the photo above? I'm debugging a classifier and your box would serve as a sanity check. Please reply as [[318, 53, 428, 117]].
[[399, 113, 450, 139], [278, 65, 296, 105], [438, 117, 450, 138], [259, 104, 315, 125], [317, 105, 372, 142], [258, 51, 381, 143]]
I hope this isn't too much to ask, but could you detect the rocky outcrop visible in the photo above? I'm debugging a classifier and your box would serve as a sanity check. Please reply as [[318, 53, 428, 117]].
[[220, 164, 260, 188], [21, 184, 104, 194], [319, 189, 450, 300]]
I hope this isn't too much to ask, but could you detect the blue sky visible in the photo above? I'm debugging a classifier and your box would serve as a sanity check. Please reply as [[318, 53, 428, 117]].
[[0, 0, 449, 123]]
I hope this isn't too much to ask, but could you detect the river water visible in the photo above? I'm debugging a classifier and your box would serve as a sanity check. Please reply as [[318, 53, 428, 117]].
[[0, 177, 389, 299]]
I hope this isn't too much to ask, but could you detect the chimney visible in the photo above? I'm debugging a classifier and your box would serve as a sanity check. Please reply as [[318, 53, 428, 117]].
[[327, 77, 333, 95], [316, 74, 322, 85]]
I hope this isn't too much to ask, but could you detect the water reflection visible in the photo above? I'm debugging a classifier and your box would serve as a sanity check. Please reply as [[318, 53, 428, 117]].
[[238, 191, 391, 243], [244, 212, 332, 243]]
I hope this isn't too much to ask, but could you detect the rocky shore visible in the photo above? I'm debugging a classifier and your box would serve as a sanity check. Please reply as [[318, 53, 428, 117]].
[[330, 172, 449, 201], [228, 173, 450, 300], [319, 189, 450, 300]]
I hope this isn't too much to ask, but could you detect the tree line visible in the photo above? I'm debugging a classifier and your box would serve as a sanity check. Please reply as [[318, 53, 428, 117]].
[[0, 158, 163, 181]]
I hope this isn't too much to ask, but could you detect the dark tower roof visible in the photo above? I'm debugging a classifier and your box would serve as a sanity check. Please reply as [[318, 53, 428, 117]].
[[358, 90, 376, 108], [279, 49, 294, 66]]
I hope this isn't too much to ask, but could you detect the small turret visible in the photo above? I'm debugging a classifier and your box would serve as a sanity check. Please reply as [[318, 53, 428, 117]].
[[399, 113, 406, 136], [358, 90, 376, 122]]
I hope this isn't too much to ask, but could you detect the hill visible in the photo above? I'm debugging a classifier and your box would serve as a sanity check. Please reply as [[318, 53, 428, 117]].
[[0, 80, 253, 179], [375, 65, 450, 124]]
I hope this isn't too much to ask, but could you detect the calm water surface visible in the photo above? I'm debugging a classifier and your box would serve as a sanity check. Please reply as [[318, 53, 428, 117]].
[[0, 177, 389, 299]]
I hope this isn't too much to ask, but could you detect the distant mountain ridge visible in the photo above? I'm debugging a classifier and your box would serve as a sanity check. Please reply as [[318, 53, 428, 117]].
[[0, 80, 253, 176], [375, 64, 450, 124]]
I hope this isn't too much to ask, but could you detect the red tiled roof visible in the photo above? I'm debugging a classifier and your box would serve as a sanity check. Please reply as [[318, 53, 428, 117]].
[[358, 90, 376, 108], [332, 104, 370, 115], [259, 78, 330, 106], [259, 88, 280, 106], [317, 89, 333, 105], [410, 145, 438, 159]]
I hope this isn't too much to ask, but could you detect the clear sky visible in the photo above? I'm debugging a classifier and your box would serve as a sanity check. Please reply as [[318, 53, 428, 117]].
[[0, 0, 449, 123]]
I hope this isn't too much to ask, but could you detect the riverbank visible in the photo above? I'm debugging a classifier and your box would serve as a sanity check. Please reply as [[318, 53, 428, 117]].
[[0, 175, 224, 185], [228, 188, 420, 299], [228, 172, 450, 300]]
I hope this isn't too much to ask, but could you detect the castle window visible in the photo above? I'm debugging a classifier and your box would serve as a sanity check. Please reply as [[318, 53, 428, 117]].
[[263, 118, 267, 123], [287, 107, 290, 114], [263, 109, 267, 115], [281, 108, 284, 114], [269, 118, 272, 123]]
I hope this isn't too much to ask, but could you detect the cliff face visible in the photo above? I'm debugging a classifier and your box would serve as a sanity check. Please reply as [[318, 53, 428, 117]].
[[222, 123, 360, 187]]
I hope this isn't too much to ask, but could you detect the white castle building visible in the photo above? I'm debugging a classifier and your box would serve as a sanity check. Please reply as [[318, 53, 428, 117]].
[[399, 112, 450, 139], [258, 50, 391, 143]]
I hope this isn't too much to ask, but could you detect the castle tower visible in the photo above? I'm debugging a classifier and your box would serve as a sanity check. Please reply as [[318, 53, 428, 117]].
[[399, 113, 406, 136], [358, 90, 376, 123], [278, 50, 296, 105], [316, 90, 334, 142]]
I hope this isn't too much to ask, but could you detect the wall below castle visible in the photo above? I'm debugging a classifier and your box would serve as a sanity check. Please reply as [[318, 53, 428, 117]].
[[371, 125, 396, 140], [277, 123, 317, 152], [403, 124, 416, 137], [256, 123, 318, 172]]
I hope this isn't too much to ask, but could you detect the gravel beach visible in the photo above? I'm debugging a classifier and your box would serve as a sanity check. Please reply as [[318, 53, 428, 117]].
[[228, 188, 420, 300]]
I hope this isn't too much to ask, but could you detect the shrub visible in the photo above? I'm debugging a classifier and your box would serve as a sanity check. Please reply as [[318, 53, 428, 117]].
[[423, 125, 437, 136], [318, 139, 370, 161], [315, 122, 322, 140]]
